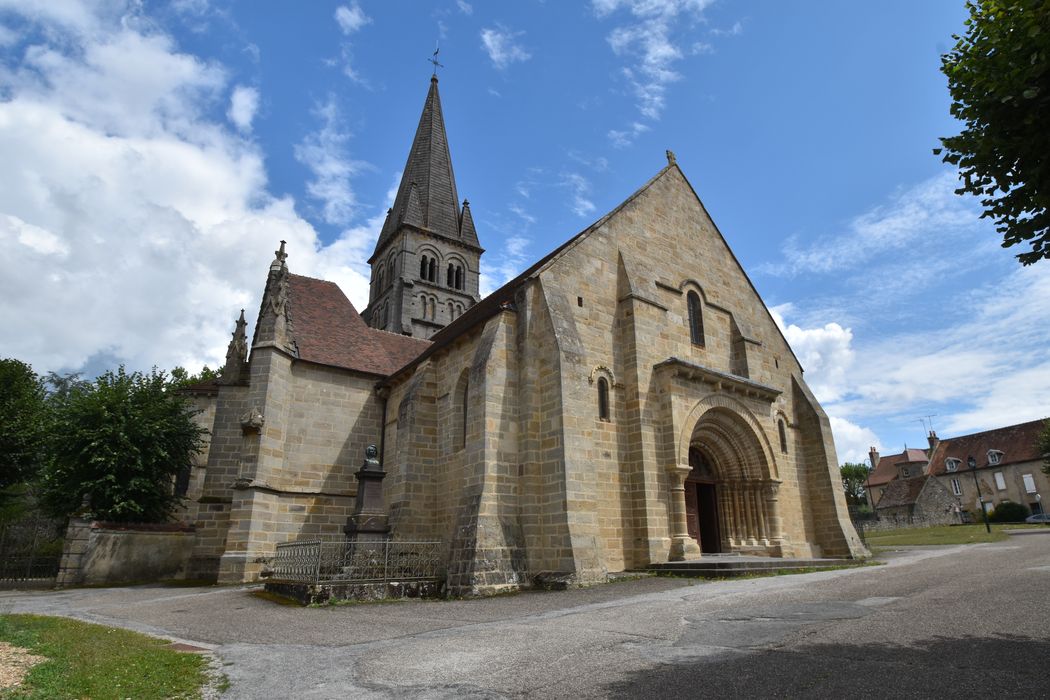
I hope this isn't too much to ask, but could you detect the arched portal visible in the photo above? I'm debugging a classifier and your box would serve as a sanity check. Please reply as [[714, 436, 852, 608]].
[[685, 407, 783, 555]]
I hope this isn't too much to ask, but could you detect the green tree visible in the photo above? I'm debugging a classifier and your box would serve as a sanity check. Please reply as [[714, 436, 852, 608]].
[[936, 0, 1050, 264], [840, 462, 872, 507], [40, 367, 206, 523], [169, 365, 220, 390], [0, 359, 49, 499]]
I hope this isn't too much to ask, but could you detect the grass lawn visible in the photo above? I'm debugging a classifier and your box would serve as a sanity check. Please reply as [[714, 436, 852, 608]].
[[0, 614, 211, 699], [861, 523, 1046, 547]]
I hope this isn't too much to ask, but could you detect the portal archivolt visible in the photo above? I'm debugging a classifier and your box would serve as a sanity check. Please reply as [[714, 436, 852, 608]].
[[684, 406, 784, 555]]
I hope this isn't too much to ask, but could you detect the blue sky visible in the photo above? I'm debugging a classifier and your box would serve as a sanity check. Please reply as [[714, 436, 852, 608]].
[[1, 0, 1047, 464]]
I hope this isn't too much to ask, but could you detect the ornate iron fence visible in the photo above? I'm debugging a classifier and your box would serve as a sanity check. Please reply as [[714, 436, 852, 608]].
[[271, 538, 444, 585], [0, 515, 63, 588]]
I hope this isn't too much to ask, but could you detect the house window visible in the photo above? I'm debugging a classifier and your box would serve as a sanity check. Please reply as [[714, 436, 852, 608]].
[[945, 458, 960, 472], [950, 478, 962, 496], [1023, 473, 1037, 494], [687, 290, 704, 346], [987, 450, 1003, 465], [902, 467, 910, 478], [778, 419, 787, 454], [597, 377, 610, 421], [994, 471, 1006, 491]]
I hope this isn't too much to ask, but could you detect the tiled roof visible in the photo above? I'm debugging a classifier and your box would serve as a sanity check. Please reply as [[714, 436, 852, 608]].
[[927, 419, 1048, 476], [868, 448, 929, 486], [287, 274, 430, 376], [876, 475, 930, 509]]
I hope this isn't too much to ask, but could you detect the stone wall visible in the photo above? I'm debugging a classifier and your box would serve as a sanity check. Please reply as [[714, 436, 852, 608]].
[[58, 520, 195, 586]]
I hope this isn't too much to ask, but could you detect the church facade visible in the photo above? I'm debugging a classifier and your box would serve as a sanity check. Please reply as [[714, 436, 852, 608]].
[[183, 77, 866, 593]]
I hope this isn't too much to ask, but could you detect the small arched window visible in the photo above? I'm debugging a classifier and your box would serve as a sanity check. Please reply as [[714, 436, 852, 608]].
[[420, 255, 428, 279], [778, 419, 788, 454], [447, 263, 454, 287], [687, 291, 704, 346], [597, 377, 610, 421], [455, 265, 463, 290], [376, 268, 384, 292], [428, 258, 437, 283], [388, 259, 396, 286]]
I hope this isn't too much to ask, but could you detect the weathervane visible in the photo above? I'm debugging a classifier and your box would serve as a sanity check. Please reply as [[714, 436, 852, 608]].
[[428, 44, 444, 77]]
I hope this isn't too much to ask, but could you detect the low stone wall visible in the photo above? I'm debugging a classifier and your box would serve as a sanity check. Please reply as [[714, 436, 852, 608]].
[[854, 516, 963, 533], [57, 519, 195, 587], [265, 579, 443, 605]]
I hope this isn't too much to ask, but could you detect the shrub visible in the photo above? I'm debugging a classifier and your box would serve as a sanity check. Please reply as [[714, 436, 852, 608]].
[[988, 501, 1030, 523]]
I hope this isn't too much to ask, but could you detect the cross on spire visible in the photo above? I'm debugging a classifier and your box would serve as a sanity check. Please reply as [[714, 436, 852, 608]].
[[428, 45, 444, 77]]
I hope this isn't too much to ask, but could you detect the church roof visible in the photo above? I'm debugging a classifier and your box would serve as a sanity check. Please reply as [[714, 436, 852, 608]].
[[875, 475, 931, 509], [926, 419, 1047, 476], [868, 448, 929, 487], [371, 76, 479, 262], [287, 274, 429, 376]]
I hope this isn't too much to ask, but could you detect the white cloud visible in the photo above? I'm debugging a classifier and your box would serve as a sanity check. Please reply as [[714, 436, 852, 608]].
[[776, 263, 1050, 456], [710, 20, 743, 37], [334, 3, 370, 34], [829, 415, 882, 465], [480, 25, 531, 70], [293, 96, 368, 227], [509, 204, 536, 225], [770, 304, 854, 403], [0, 2, 377, 375], [456, 0, 473, 15], [594, 0, 715, 122], [561, 172, 596, 218], [608, 121, 649, 148], [227, 85, 259, 133], [759, 172, 981, 278]]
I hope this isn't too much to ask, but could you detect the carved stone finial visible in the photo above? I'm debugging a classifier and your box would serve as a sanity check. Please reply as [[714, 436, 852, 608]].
[[666, 149, 676, 165], [220, 309, 249, 384], [270, 240, 288, 272]]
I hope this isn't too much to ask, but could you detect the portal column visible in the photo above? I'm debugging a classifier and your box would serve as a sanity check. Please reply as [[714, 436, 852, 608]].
[[668, 464, 702, 560], [764, 480, 785, 555]]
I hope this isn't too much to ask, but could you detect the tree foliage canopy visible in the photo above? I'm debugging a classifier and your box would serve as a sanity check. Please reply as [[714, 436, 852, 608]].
[[840, 462, 872, 506], [40, 367, 206, 523], [937, 0, 1050, 264], [0, 359, 49, 495]]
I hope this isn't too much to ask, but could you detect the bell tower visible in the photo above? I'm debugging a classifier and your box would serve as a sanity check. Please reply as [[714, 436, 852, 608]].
[[363, 76, 483, 338]]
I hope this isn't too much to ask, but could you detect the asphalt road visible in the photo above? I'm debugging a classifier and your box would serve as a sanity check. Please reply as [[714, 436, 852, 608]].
[[3, 531, 1049, 698]]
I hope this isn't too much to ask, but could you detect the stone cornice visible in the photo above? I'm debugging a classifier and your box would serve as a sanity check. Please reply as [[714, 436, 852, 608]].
[[654, 357, 782, 403]]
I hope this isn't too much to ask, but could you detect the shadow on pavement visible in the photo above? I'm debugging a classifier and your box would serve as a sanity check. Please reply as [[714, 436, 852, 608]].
[[603, 633, 1050, 698]]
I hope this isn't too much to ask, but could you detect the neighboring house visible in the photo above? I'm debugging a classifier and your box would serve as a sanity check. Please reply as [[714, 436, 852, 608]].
[[181, 76, 866, 594], [926, 420, 1049, 517], [866, 447, 929, 508], [873, 474, 960, 525]]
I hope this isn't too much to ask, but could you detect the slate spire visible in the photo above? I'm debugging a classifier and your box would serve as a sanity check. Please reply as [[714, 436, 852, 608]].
[[371, 76, 477, 261]]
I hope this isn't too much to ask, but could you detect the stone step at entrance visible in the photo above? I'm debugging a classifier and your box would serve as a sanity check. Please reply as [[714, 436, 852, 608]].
[[637, 556, 863, 579]]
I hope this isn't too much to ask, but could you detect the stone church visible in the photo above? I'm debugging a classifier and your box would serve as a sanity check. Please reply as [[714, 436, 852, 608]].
[[183, 76, 866, 593]]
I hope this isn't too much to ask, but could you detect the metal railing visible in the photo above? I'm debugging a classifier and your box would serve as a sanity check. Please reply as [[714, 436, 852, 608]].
[[0, 516, 63, 588], [271, 538, 444, 585]]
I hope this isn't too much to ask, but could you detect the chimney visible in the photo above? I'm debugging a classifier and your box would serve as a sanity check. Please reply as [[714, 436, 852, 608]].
[[927, 430, 939, 454], [868, 446, 880, 471]]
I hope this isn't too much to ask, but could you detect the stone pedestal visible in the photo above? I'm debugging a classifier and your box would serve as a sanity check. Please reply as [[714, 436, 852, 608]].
[[344, 444, 391, 541]]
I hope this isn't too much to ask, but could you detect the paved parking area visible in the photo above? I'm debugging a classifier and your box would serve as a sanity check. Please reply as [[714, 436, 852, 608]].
[[3, 532, 1049, 698]]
